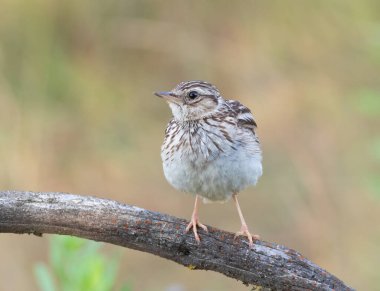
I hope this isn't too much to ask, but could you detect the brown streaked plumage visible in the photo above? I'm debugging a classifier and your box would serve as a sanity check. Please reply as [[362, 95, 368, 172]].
[[155, 80, 262, 247]]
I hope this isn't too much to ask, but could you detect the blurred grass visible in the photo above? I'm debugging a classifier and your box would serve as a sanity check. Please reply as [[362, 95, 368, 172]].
[[0, 0, 379, 290], [34, 236, 131, 291]]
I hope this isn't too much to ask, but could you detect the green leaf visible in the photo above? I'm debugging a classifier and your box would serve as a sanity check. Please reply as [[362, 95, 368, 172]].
[[34, 263, 56, 291], [35, 235, 130, 291]]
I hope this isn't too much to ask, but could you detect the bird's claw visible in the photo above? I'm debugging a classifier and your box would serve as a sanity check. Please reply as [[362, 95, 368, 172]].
[[185, 217, 208, 243], [234, 224, 259, 248]]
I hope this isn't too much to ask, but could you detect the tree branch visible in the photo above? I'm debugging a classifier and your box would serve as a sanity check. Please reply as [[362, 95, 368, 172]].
[[0, 191, 352, 290]]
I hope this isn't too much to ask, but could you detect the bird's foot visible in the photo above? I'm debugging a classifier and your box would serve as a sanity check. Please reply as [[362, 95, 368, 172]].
[[234, 224, 259, 248], [185, 216, 208, 243]]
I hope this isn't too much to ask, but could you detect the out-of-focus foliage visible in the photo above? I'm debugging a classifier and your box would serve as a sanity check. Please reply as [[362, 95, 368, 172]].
[[34, 236, 131, 291], [354, 88, 380, 198], [0, 0, 379, 290]]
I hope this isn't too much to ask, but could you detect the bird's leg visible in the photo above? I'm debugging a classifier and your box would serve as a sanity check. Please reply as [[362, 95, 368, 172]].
[[233, 193, 260, 247], [185, 195, 208, 243]]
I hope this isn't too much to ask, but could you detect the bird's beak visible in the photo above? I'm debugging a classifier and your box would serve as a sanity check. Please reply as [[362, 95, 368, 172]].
[[154, 91, 181, 104]]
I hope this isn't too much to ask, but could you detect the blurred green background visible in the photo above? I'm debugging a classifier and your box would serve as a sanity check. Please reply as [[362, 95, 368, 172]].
[[1, 0, 379, 290], [34, 236, 132, 291]]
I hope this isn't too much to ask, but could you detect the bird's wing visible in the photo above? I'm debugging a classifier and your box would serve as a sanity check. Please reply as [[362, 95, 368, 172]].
[[226, 100, 257, 133]]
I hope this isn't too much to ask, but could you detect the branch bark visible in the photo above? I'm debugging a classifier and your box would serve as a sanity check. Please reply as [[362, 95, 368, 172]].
[[0, 191, 353, 291]]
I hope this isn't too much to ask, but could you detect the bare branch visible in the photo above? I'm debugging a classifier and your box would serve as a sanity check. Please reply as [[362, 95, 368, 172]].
[[0, 191, 353, 290]]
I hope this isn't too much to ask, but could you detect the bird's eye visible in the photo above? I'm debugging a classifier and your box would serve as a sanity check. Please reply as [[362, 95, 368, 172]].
[[188, 91, 199, 99]]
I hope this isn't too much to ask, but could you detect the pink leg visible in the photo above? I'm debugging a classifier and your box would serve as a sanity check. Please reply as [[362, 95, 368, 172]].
[[185, 195, 208, 243], [233, 194, 260, 247]]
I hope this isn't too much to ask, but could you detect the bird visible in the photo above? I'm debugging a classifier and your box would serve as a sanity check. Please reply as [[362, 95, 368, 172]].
[[155, 80, 262, 247]]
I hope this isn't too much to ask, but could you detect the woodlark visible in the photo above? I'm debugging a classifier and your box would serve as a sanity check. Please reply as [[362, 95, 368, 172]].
[[155, 80, 262, 247]]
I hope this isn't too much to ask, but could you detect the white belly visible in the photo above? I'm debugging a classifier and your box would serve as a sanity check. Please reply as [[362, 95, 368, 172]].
[[162, 148, 262, 202]]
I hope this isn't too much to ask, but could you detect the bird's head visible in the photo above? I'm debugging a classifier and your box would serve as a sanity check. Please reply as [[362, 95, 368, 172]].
[[155, 80, 222, 121]]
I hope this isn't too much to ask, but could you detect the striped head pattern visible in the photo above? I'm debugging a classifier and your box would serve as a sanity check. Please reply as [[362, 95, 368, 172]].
[[155, 81, 223, 121]]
